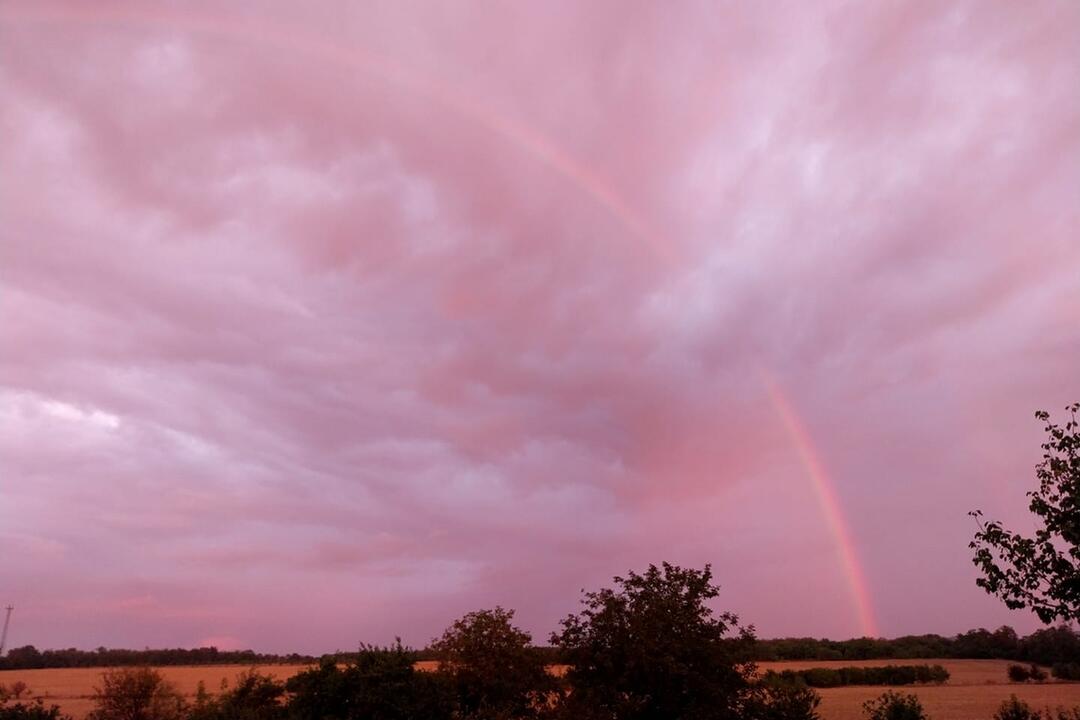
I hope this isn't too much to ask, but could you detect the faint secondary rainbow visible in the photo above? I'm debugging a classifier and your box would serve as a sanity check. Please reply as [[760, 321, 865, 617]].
[[760, 370, 880, 638], [1, 2, 670, 265]]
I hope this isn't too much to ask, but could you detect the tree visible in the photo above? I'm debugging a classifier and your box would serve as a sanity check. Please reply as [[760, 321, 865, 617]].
[[550, 562, 757, 720], [431, 607, 554, 720], [971, 403, 1080, 624], [87, 668, 185, 720]]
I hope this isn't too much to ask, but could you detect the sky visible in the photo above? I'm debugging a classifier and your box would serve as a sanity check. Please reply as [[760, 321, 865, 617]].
[[1, 0, 1078, 654]]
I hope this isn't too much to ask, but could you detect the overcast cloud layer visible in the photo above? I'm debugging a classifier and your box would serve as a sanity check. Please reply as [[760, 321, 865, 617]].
[[1, 0, 1078, 653]]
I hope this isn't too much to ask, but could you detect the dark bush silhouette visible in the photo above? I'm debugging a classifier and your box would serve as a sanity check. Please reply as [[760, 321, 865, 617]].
[[551, 562, 757, 720], [994, 695, 1080, 720], [752, 679, 822, 720], [286, 641, 454, 720], [995, 696, 1042, 720], [0, 701, 69, 720], [187, 669, 285, 720], [431, 607, 555, 720], [1009, 664, 1032, 682], [1053, 662, 1080, 681], [87, 667, 185, 720], [764, 664, 947, 688], [861, 691, 927, 720]]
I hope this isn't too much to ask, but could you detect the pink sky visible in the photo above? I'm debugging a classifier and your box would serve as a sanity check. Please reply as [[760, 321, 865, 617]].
[[1, 0, 1078, 653]]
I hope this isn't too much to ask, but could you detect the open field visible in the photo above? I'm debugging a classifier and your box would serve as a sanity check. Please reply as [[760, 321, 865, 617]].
[[760, 660, 1080, 719], [2, 659, 1079, 720]]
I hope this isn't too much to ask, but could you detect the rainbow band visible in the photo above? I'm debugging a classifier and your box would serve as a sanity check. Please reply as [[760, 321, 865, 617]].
[[761, 371, 880, 638]]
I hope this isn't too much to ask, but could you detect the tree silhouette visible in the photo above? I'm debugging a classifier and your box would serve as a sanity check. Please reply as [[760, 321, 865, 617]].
[[971, 403, 1080, 623]]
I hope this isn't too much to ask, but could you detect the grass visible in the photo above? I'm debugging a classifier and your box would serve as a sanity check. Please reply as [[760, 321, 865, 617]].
[[2, 659, 1078, 720]]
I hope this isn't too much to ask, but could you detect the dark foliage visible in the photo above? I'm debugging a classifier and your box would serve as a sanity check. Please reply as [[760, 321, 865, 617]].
[[1053, 662, 1080, 680], [749, 679, 822, 720], [764, 664, 948, 688], [994, 695, 1080, 720], [87, 667, 186, 720], [860, 691, 927, 720], [431, 607, 555, 720], [285, 641, 454, 720], [551, 562, 757, 720], [187, 670, 285, 720], [0, 647, 314, 672], [0, 702, 69, 720], [751, 624, 1077, 664], [1009, 664, 1032, 682], [971, 403, 1080, 624]]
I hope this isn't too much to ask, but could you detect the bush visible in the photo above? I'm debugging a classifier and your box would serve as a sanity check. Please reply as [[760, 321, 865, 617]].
[[861, 691, 928, 720], [754, 679, 822, 720], [994, 696, 1080, 720], [995, 696, 1042, 720], [1009, 665, 1032, 682], [1053, 662, 1080, 681], [87, 667, 185, 720], [1030, 664, 1049, 682], [0, 702, 69, 720], [187, 669, 285, 720], [763, 665, 948, 688], [286, 641, 454, 720]]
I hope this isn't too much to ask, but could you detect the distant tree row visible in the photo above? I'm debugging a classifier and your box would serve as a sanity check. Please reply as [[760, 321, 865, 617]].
[[5, 623, 1076, 673], [0, 647, 316, 672], [752, 624, 1080, 665]]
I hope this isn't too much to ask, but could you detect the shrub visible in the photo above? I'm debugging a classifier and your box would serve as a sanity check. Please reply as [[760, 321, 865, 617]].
[[0, 701, 69, 720], [187, 669, 285, 720], [861, 691, 928, 720], [1030, 664, 1049, 682], [994, 696, 1080, 720], [1009, 664, 1032, 682], [1053, 662, 1080, 681], [995, 696, 1041, 720], [754, 679, 822, 720], [763, 665, 948, 688], [286, 641, 454, 720], [87, 667, 185, 720]]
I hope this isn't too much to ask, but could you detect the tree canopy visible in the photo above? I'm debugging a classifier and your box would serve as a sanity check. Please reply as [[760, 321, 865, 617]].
[[971, 403, 1080, 623]]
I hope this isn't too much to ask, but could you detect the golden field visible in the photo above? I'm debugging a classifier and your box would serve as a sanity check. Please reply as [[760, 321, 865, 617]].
[[2, 659, 1079, 720]]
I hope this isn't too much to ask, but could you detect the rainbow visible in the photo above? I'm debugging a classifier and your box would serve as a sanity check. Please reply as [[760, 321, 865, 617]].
[[760, 370, 880, 638], [0, 2, 671, 265]]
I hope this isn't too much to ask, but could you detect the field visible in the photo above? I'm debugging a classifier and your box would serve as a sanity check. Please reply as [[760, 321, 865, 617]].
[[2, 659, 1079, 720]]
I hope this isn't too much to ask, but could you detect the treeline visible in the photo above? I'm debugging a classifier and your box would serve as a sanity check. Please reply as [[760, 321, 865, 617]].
[[1, 562, 1078, 720], [753, 624, 1080, 666], [6, 624, 1075, 672], [0, 647, 316, 671], [764, 664, 950, 688]]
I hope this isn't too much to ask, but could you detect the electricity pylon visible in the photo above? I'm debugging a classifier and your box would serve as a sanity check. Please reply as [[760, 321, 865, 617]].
[[0, 606, 12, 656]]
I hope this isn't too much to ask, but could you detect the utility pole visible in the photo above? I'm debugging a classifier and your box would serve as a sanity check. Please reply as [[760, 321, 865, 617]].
[[0, 606, 12, 656]]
